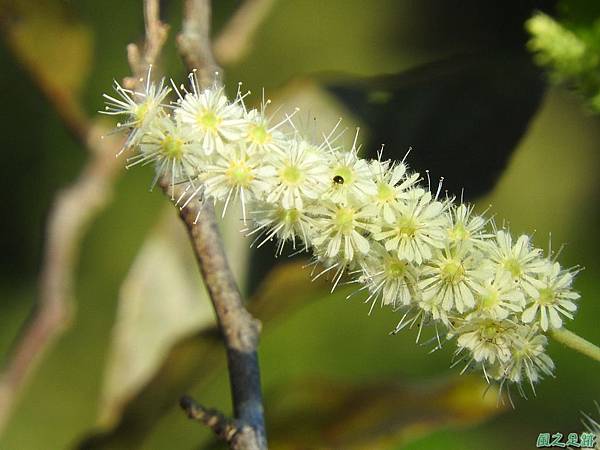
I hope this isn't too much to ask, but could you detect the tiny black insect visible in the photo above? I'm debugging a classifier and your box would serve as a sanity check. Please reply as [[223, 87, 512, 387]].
[[333, 175, 344, 184]]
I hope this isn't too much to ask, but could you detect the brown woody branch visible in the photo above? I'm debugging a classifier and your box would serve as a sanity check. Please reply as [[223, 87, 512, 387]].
[[180, 395, 239, 442], [170, 187, 266, 450], [169, 1, 267, 449], [178, 0, 220, 88], [125, 0, 168, 86]]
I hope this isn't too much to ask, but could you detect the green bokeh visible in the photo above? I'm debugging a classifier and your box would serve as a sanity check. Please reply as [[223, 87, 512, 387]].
[[1, 1, 599, 449]]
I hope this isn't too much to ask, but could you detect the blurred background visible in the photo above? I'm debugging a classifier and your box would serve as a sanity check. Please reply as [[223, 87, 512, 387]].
[[1, 0, 599, 449]]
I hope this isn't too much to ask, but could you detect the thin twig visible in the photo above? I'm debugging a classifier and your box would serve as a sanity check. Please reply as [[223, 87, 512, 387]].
[[126, 0, 169, 86], [168, 186, 266, 450], [0, 0, 167, 433], [0, 26, 119, 431], [213, 0, 277, 65], [178, 0, 220, 87], [0, 125, 122, 431], [180, 395, 240, 444], [169, 3, 267, 448]]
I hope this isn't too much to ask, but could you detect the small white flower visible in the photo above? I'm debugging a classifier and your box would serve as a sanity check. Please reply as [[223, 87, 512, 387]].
[[246, 201, 317, 254], [175, 83, 246, 155], [128, 117, 203, 188], [455, 318, 517, 365], [102, 73, 170, 154], [472, 271, 526, 320], [309, 255, 357, 293], [446, 203, 491, 249], [503, 326, 554, 387], [417, 294, 450, 326], [489, 230, 548, 296], [418, 246, 488, 315], [265, 139, 330, 209], [358, 243, 420, 311], [369, 159, 420, 223], [374, 189, 448, 264], [521, 262, 579, 331], [311, 201, 376, 263], [243, 107, 294, 155], [201, 142, 275, 222], [324, 149, 377, 204]]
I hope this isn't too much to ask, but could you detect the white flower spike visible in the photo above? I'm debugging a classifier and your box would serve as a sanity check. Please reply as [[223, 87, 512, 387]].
[[103, 75, 585, 398]]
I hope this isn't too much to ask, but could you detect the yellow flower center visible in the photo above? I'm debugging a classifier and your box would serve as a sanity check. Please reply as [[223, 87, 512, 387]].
[[226, 160, 254, 187], [396, 216, 418, 237], [276, 207, 300, 225], [503, 257, 522, 278], [160, 135, 184, 159], [449, 222, 470, 241], [248, 124, 271, 145], [134, 101, 151, 125], [376, 182, 395, 203], [285, 208, 300, 224], [332, 166, 354, 185], [440, 259, 465, 284], [537, 287, 556, 305], [386, 259, 407, 278], [335, 207, 355, 235], [281, 165, 303, 185], [197, 110, 221, 131], [481, 288, 499, 309], [481, 323, 500, 341]]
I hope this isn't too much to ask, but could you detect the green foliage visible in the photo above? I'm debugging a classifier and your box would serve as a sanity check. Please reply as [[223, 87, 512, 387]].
[[1, 1, 600, 449], [527, 9, 600, 111]]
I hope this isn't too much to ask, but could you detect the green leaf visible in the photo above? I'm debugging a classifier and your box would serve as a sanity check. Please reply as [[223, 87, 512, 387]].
[[97, 211, 215, 429], [248, 258, 329, 321], [1, 0, 93, 96], [265, 376, 506, 450], [78, 258, 326, 449]]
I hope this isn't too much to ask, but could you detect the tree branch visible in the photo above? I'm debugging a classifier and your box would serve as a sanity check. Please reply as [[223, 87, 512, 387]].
[[180, 395, 264, 450], [178, 0, 220, 87], [168, 2, 267, 449], [125, 0, 169, 86], [170, 186, 266, 450], [0, 0, 167, 433], [0, 123, 123, 432], [180, 395, 238, 440], [213, 0, 277, 65]]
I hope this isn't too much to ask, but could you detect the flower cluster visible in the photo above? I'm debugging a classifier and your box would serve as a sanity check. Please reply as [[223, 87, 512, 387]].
[[102, 70, 581, 397]]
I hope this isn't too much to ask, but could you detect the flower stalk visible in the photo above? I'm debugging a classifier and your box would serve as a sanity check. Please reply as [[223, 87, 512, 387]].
[[550, 328, 600, 363]]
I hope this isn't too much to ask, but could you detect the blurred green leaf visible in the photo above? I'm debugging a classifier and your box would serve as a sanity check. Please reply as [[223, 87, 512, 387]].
[[77, 329, 223, 450], [265, 376, 505, 450], [249, 257, 328, 321], [1, 0, 92, 96], [78, 259, 328, 449], [526, 1, 600, 112], [97, 210, 216, 429]]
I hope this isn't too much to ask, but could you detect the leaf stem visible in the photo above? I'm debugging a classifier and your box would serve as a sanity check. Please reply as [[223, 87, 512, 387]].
[[550, 328, 600, 363]]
